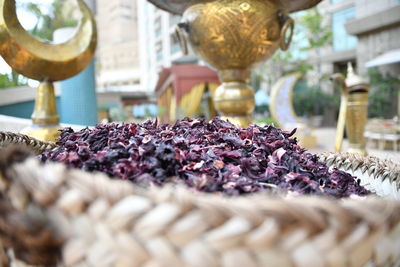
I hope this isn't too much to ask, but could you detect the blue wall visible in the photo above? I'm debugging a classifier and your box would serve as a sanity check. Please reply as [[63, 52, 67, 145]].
[[0, 97, 61, 119], [59, 61, 98, 126]]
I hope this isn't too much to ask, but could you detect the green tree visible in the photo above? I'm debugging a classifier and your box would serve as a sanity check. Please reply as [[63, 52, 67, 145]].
[[299, 8, 332, 86], [24, 0, 79, 42], [0, 72, 28, 89], [285, 8, 334, 119], [367, 68, 399, 118], [255, 7, 331, 90], [293, 81, 331, 117]]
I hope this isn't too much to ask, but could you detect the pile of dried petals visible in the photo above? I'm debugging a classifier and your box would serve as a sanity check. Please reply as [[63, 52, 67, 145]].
[[40, 118, 370, 198]]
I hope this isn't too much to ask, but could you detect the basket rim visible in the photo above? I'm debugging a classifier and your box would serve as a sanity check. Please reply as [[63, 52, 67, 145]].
[[0, 130, 399, 194], [0, 131, 56, 154], [0, 147, 399, 266], [0, 146, 398, 202]]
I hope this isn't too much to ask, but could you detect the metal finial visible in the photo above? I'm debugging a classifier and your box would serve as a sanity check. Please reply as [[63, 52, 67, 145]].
[[345, 62, 368, 89], [347, 62, 355, 76]]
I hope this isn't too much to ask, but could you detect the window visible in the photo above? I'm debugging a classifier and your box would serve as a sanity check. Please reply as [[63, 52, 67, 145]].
[[156, 42, 163, 62], [156, 51, 163, 62], [170, 34, 181, 54], [155, 27, 162, 37], [155, 17, 161, 27], [155, 17, 162, 37], [332, 7, 357, 51], [170, 15, 181, 26]]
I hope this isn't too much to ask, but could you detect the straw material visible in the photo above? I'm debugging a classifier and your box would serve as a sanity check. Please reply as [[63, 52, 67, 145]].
[[319, 152, 400, 200], [0, 131, 56, 154], [0, 147, 398, 267], [0, 132, 399, 266]]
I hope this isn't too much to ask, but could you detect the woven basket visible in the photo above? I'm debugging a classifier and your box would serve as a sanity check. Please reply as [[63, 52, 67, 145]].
[[0, 132, 399, 267]]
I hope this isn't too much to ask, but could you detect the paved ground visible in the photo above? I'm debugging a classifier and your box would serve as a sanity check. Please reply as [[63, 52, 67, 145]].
[[0, 115, 84, 133], [309, 128, 400, 163]]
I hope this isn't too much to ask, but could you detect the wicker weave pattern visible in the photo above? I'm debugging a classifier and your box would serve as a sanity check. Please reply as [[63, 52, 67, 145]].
[[319, 153, 400, 183], [0, 131, 56, 154], [1, 156, 399, 267], [319, 153, 400, 200]]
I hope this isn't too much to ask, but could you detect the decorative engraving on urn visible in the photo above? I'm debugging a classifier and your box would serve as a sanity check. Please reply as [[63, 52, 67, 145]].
[[331, 63, 370, 156], [0, 0, 97, 141], [149, 0, 322, 126], [175, 0, 293, 126]]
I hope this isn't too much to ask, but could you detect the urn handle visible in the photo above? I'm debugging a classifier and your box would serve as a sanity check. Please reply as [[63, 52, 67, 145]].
[[175, 22, 189, 55], [279, 16, 294, 51]]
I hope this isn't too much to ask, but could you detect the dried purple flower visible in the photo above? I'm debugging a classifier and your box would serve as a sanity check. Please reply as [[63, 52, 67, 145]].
[[40, 118, 370, 198]]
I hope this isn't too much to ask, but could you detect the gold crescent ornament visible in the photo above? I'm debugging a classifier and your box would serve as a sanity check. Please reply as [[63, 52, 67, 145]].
[[0, 0, 97, 141], [0, 0, 97, 81]]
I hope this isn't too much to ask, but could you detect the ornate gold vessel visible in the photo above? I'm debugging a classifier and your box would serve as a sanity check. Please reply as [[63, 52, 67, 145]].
[[150, 0, 322, 126], [0, 0, 97, 141], [331, 63, 370, 156]]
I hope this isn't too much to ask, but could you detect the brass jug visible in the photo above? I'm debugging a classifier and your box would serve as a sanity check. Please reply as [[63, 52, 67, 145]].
[[331, 63, 370, 156]]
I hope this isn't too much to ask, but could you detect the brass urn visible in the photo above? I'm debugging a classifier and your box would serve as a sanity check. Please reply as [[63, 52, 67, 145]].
[[149, 0, 322, 126]]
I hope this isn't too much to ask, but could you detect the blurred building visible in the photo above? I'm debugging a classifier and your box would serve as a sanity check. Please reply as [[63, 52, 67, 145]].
[[137, 0, 199, 93], [95, 0, 161, 121], [313, 0, 400, 76], [346, 0, 400, 75], [96, 0, 141, 92]]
